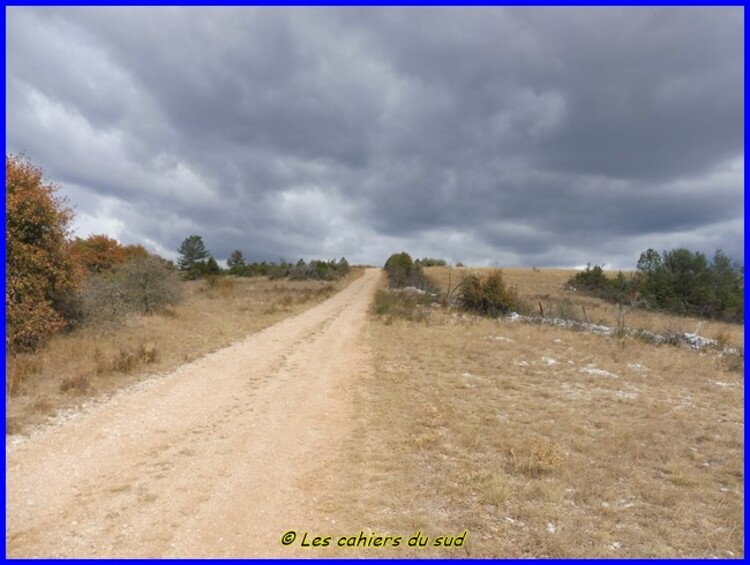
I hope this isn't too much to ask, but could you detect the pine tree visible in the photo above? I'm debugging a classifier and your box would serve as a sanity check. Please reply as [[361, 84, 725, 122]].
[[227, 249, 246, 270], [177, 235, 210, 273]]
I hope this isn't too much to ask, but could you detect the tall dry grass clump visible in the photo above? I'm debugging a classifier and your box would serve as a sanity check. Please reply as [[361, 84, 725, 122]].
[[371, 289, 431, 324]]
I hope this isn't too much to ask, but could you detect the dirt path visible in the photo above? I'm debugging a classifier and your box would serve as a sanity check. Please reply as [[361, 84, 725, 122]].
[[6, 268, 382, 558]]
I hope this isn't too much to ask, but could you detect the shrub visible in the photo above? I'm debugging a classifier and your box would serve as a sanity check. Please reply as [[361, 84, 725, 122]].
[[202, 276, 234, 298], [59, 373, 92, 394], [569, 264, 609, 292], [6, 154, 81, 352], [510, 437, 567, 477], [139, 341, 157, 364], [119, 255, 183, 313], [226, 249, 246, 275], [415, 257, 448, 267], [384, 252, 435, 290], [6, 354, 42, 396], [458, 270, 522, 316], [82, 254, 183, 327], [110, 342, 158, 373]]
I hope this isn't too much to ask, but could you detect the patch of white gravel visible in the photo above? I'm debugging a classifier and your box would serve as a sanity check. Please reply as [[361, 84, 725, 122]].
[[712, 380, 738, 388], [580, 365, 619, 379], [484, 335, 515, 343]]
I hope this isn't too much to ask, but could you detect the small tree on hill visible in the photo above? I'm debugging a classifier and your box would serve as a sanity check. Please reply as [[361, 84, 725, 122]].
[[205, 256, 221, 276], [177, 235, 210, 279], [227, 249, 246, 274]]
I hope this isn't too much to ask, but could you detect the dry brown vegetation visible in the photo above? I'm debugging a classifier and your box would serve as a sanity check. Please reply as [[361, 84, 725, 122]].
[[6, 271, 362, 436], [327, 267, 743, 558], [438, 267, 744, 350]]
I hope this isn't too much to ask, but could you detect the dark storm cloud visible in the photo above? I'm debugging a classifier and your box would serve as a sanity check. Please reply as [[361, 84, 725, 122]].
[[5, 7, 743, 268]]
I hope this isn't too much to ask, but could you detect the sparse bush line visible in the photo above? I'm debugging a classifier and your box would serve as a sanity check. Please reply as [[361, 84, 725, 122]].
[[504, 311, 742, 356]]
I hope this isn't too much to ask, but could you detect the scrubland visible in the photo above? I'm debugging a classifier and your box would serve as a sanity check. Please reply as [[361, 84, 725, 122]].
[[6, 272, 362, 436], [328, 267, 743, 558], [6, 263, 743, 558]]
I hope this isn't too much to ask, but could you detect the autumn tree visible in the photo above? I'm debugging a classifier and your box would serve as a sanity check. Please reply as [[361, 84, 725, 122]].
[[6, 154, 80, 352], [70, 234, 126, 273], [122, 243, 149, 262], [70, 234, 151, 274]]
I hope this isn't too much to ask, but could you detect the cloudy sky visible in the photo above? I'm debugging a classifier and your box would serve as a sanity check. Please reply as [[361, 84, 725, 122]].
[[6, 7, 744, 268]]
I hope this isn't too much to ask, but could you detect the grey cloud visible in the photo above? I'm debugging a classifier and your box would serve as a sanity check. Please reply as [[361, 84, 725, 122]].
[[6, 7, 743, 269]]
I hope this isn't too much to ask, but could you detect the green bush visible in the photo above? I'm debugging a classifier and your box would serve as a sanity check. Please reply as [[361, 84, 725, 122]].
[[415, 257, 447, 267], [383, 252, 435, 290], [458, 270, 522, 316], [569, 264, 609, 291]]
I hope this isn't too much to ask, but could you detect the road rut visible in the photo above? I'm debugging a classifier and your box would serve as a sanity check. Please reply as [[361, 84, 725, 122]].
[[6, 268, 382, 557]]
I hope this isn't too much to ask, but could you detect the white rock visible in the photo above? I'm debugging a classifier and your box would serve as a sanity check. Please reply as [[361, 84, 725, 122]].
[[580, 366, 619, 379]]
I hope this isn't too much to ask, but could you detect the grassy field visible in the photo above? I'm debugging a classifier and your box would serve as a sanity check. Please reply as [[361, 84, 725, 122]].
[[435, 266, 743, 349], [6, 271, 363, 436], [328, 266, 743, 558]]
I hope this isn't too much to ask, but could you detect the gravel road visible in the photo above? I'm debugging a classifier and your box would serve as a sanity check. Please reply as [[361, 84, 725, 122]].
[[6, 268, 382, 557]]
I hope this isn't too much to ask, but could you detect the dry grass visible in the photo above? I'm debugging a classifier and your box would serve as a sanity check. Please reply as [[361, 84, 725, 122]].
[[6, 271, 362, 436], [430, 266, 744, 350], [327, 269, 743, 558]]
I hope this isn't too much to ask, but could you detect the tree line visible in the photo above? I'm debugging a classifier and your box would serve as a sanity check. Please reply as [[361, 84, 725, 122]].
[[6, 154, 352, 354], [176, 234, 350, 281], [569, 248, 743, 323], [382, 250, 744, 324], [7, 155, 182, 352]]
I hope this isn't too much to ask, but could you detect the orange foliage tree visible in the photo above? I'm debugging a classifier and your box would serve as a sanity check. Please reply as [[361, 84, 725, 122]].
[[6, 154, 81, 352], [70, 234, 127, 273], [70, 234, 151, 274]]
